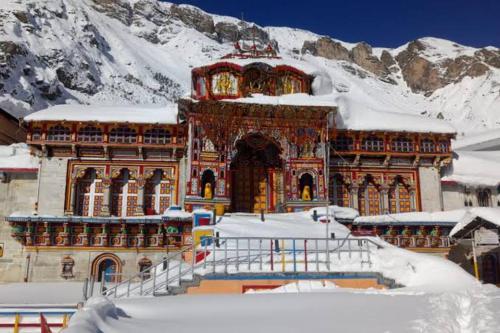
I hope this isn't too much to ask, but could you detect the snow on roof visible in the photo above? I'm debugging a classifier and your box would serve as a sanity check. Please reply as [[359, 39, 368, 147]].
[[0, 143, 38, 171], [199, 56, 318, 75], [222, 93, 337, 108], [335, 96, 456, 134], [23, 104, 178, 124], [453, 129, 500, 151], [354, 210, 467, 225], [450, 208, 500, 238], [441, 150, 500, 187]]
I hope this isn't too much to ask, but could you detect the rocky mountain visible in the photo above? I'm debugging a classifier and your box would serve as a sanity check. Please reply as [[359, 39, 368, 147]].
[[0, 0, 499, 133]]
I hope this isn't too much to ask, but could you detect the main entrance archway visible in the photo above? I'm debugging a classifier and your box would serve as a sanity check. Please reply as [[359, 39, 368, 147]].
[[231, 133, 282, 213]]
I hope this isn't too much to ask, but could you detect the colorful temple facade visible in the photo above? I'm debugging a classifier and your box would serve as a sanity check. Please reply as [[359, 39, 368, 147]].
[[0, 46, 459, 283]]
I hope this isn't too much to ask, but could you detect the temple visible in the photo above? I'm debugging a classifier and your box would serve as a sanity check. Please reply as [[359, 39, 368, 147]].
[[0, 44, 465, 283]]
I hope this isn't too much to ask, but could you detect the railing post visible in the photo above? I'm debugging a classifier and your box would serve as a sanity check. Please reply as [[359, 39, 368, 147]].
[[348, 239, 352, 259], [83, 278, 89, 301], [304, 239, 308, 272], [224, 239, 228, 274], [281, 239, 285, 273], [165, 259, 169, 292], [326, 238, 330, 271], [314, 239, 318, 272], [203, 240, 208, 270], [100, 271, 105, 295], [178, 258, 182, 286], [139, 272, 144, 296], [89, 276, 95, 298], [259, 239, 263, 271], [212, 237, 216, 274], [247, 238, 251, 271], [337, 239, 341, 260], [236, 238, 239, 271], [127, 277, 131, 297], [152, 266, 157, 295], [270, 239, 274, 271], [293, 239, 297, 273]]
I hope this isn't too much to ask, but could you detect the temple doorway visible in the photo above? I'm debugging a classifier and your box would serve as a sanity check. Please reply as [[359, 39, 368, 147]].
[[231, 133, 282, 213]]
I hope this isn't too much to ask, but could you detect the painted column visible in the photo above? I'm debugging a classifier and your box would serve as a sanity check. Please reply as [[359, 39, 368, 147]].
[[350, 185, 359, 211], [135, 178, 145, 216], [101, 179, 111, 217], [66, 181, 77, 216], [410, 187, 417, 212], [380, 186, 390, 214]]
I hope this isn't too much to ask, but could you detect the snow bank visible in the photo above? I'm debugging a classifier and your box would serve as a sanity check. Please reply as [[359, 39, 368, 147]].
[[0, 143, 38, 170], [442, 150, 500, 186], [199, 56, 318, 75], [246, 280, 338, 294], [0, 282, 84, 305], [453, 128, 500, 151], [222, 93, 336, 107], [64, 297, 118, 333], [23, 104, 178, 124]]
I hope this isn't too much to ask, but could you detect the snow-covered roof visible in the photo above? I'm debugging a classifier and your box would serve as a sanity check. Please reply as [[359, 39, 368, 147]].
[[23, 104, 179, 124], [222, 93, 337, 108], [441, 150, 500, 187], [453, 129, 500, 151], [199, 56, 318, 75], [335, 96, 456, 134], [354, 210, 467, 226], [450, 208, 500, 238], [0, 143, 38, 171]]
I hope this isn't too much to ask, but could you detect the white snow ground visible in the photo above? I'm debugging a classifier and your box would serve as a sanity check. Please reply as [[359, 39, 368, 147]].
[[64, 210, 500, 333]]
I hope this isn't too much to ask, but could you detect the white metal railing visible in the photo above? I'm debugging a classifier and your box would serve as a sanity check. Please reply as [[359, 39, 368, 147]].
[[92, 236, 383, 299]]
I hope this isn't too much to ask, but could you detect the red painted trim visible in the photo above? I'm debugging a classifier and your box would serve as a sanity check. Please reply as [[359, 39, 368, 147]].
[[0, 168, 38, 173]]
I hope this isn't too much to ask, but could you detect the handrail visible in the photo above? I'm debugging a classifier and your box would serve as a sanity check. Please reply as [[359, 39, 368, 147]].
[[99, 236, 383, 299]]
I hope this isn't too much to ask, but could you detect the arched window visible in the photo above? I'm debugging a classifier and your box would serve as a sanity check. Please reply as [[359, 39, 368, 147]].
[[362, 136, 384, 152], [109, 127, 137, 144], [389, 176, 412, 213], [358, 175, 381, 216], [477, 189, 491, 207], [331, 135, 353, 151], [201, 170, 215, 199], [144, 128, 171, 144], [420, 139, 435, 153], [331, 174, 349, 207], [76, 168, 103, 217], [111, 169, 138, 217], [77, 126, 103, 143], [299, 173, 314, 200], [145, 169, 171, 215], [438, 140, 450, 153], [47, 125, 71, 141], [391, 137, 414, 152], [31, 127, 42, 141]]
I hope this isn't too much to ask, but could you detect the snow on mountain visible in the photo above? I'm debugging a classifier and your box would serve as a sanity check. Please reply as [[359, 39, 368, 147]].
[[0, 0, 499, 134]]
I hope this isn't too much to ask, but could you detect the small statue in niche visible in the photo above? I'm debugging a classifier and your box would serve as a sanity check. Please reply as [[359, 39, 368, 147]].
[[61, 256, 75, 279], [204, 183, 213, 200], [302, 185, 312, 201], [202, 138, 216, 152]]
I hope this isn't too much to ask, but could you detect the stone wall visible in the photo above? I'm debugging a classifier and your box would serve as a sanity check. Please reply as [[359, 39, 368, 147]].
[[0, 172, 38, 217], [442, 183, 466, 210], [37, 157, 70, 216], [0, 217, 26, 282], [418, 166, 443, 212]]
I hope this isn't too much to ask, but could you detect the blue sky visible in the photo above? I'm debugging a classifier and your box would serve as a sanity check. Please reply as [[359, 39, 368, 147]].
[[168, 0, 500, 48]]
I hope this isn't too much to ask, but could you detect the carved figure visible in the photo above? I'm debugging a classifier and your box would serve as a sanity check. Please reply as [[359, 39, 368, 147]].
[[204, 183, 213, 200], [302, 185, 312, 201]]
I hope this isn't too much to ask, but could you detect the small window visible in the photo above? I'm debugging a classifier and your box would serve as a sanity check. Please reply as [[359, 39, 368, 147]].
[[109, 127, 136, 144], [362, 136, 384, 152], [77, 126, 103, 143], [144, 128, 171, 145], [477, 189, 491, 207], [438, 140, 449, 153], [31, 127, 42, 141], [47, 125, 71, 141], [331, 135, 353, 151], [420, 139, 435, 153], [391, 137, 414, 152]]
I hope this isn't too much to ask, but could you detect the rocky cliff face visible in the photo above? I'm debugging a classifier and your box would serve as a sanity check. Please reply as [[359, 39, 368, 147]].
[[0, 0, 499, 131]]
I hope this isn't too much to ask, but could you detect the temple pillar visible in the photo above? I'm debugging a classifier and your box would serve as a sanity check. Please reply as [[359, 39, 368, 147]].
[[410, 188, 417, 211], [66, 181, 77, 216], [135, 179, 145, 216], [101, 179, 111, 217], [101, 223, 109, 247], [82, 223, 89, 246], [43, 222, 51, 246], [350, 185, 359, 211], [380, 186, 390, 214], [137, 223, 145, 247], [120, 223, 128, 247], [62, 222, 70, 246]]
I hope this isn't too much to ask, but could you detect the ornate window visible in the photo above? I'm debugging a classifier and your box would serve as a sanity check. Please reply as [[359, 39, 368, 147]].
[[362, 136, 384, 152], [31, 127, 42, 141], [76, 168, 103, 217], [77, 126, 103, 143], [47, 125, 71, 141], [358, 175, 381, 216], [145, 169, 171, 215], [391, 137, 414, 152], [331, 135, 353, 151], [438, 140, 450, 153], [389, 177, 412, 213], [331, 174, 350, 207], [144, 128, 171, 145], [211, 72, 238, 96], [111, 169, 138, 217], [420, 139, 435, 153], [477, 189, 491, 207], [109, 127, 137, 144]]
